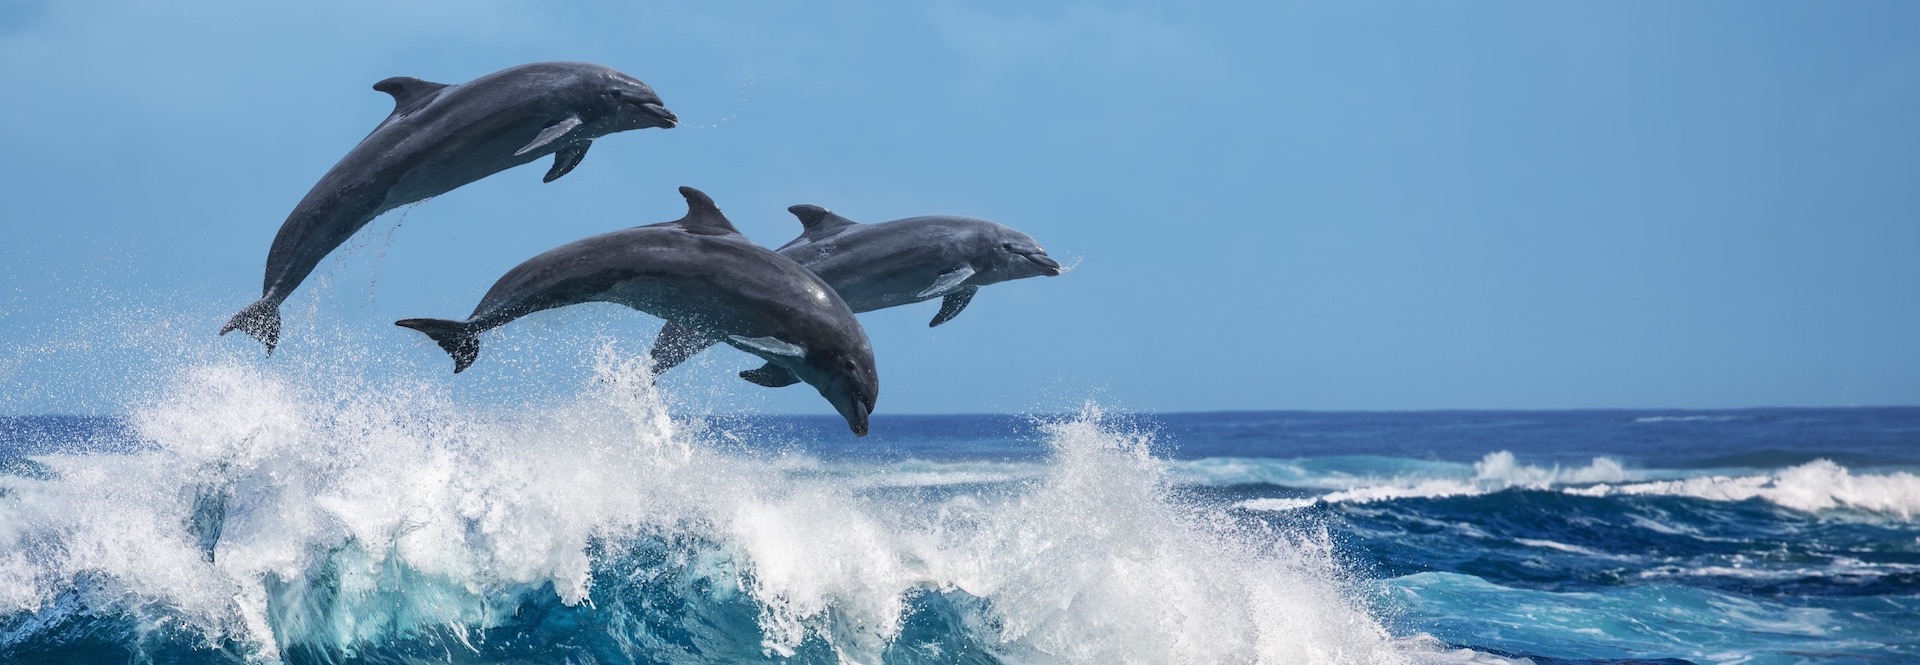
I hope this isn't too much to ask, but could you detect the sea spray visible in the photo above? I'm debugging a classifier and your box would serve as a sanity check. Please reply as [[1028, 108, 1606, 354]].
[[0, 352, 1441, 663], [925, 406, 1410, 663]]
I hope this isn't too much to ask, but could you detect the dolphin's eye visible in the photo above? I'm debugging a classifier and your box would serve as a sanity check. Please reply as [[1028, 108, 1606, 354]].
[[1002, 242, 1014, 251]]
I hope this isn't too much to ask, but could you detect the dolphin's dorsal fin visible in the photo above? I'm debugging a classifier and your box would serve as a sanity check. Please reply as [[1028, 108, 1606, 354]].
[[676, 187, 740, 236], [787, 205, 859, 241], [372, 77, 450, 116]]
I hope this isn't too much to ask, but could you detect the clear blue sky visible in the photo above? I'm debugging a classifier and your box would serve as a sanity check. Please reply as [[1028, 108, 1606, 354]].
[[1, 1, 1916, 416]]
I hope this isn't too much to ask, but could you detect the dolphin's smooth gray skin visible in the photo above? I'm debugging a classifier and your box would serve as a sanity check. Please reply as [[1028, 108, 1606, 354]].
[[648, 205, 1061, 387], [394, 187, 879, 436], [223, 61, 678, 352]]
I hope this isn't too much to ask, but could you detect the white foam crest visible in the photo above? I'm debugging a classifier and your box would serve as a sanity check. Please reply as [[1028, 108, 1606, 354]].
[[1514, 539, 1605, 557], [0, 356, 1450, 663], [1235, 451, 1636, 511], [1632, 415, 1745, 423], [1471, 450, 1632, 487], [921, 404, 1426, 663], [1569, 460, 1920, 520]]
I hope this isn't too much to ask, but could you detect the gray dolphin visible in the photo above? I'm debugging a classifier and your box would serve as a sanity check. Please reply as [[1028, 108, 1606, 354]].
[[648, 205, 1061, 387], [394, 187, 880, 436], [223, 61, 678, 352]]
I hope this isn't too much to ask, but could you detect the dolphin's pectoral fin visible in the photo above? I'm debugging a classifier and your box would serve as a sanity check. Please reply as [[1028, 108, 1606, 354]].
[[515, 115, 584, 157], [740, 363, 802, 388], [649, 321, 719, 375], [543, 141, 592, 183], [916, 265, 977, 299], [372, 76, 450, 116], [728, 335, 806, 358], [930, 286, 979, 327]]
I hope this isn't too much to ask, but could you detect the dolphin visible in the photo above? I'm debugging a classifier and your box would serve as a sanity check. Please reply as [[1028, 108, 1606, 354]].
[[394, 187, 880, 436], [223, 61, 679, 352], [648, 205, 1062, 387]]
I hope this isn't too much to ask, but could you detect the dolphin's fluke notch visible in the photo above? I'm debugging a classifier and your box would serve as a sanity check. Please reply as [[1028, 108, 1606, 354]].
[[220, 298, 282, 354], [395, 318, 481, 373]]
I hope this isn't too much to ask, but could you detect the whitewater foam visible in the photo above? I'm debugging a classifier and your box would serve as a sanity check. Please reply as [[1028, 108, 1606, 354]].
[[0, 353, 1458, 663], [1223, 444, 1920, 522], [1236, 451, 1635, 511], [1570, 460, 1920, 520]]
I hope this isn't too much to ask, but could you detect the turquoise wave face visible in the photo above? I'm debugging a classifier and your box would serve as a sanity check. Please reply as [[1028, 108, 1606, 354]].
[[2, 355, 1917, 663]]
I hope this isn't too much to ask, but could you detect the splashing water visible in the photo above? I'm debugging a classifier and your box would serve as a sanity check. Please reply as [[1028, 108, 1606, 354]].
[[0, 350, 1466, 664], [685, 73, 756, 130]]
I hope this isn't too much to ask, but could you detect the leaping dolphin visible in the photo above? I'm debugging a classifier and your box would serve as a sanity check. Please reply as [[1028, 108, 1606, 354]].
[[648, 205, 1061, 387], [394, 187, 880, 436], [223, 61, 679, 352]]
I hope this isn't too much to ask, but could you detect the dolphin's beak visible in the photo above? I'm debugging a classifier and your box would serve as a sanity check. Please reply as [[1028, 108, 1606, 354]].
[[837, 398, 871, 437], [638, 102, 678, 128], [817, 376, 871, 438], [1024, 252, 1063, 276], [830, 382, 876, 437]]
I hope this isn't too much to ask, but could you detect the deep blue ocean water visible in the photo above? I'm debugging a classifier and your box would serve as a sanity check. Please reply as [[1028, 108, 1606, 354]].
[[2, 363, 1916, 664]]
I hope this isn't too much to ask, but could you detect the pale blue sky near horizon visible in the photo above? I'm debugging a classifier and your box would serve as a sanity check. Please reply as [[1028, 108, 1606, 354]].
[[1, 1, 1916, 417]]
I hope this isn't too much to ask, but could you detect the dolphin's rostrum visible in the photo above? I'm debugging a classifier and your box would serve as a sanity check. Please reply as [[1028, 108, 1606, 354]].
[[223, 61, 678, 353], [649, 206, 1062, 386], [394, 187, 880, 436]]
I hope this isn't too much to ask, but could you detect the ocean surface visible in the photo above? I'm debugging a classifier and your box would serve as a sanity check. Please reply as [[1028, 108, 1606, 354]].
[[2, 358, 1916, 664]]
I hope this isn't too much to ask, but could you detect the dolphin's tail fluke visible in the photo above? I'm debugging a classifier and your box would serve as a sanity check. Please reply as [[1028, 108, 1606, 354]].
[[220, 298, 282, 354], [395, 318, 481, 373]]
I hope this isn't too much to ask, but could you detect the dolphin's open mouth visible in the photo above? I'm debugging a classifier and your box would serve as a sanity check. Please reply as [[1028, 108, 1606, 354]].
[[637, 102, 678, 128], [1025, 252, 1063, 276]]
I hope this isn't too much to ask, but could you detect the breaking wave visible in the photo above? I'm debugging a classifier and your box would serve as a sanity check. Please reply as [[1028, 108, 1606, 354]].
[[0, 352, 1468, 664], [1233, 451, 1920, 521], [1234, 452, 1635, 512], [1570, 461, 1920, 519]]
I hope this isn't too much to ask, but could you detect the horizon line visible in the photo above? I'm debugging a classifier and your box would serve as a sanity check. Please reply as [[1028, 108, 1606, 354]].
[[7, 404, 1920, 421]]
